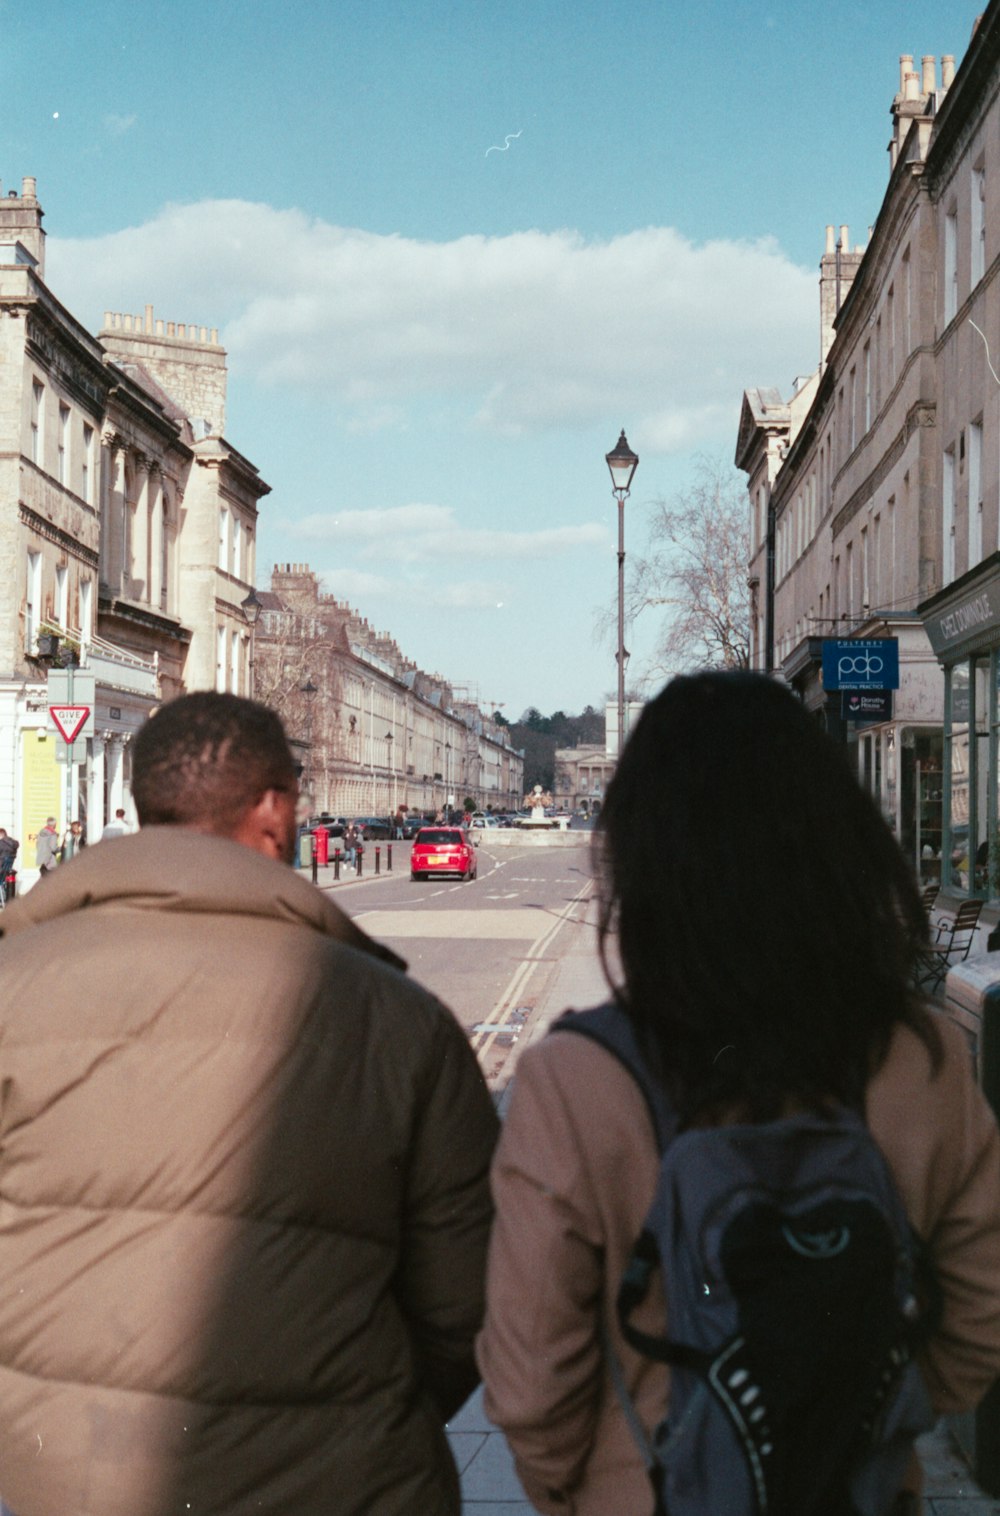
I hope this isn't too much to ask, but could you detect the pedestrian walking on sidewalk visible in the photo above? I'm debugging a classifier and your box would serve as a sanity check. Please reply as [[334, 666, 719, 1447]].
[[100, 805, 133, 839], [479, 670, 1000, 1516], [33, 816, 59, 877], [0, 692, 498, 1516]]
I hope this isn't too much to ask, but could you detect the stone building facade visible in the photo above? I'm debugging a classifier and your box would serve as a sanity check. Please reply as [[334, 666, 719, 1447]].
[[0, 178, 266, 867], [254, 564, 524, 819], [737, 7, 1000, 899]]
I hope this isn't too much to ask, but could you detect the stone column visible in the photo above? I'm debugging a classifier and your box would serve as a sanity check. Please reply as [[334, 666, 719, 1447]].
[[89, 735, 107, 843], [102, 432, 125, 593], [132, 455, 151, 601], [149, 468, 164, 608], [107, 736, 124, 815]]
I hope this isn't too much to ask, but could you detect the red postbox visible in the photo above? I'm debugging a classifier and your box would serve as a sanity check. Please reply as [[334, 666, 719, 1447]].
[[313, 826, 329, 866]]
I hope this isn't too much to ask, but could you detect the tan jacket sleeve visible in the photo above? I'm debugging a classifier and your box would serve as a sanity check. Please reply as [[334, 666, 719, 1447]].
[[477, 1044, 608, 1513], [398, 1009, 500, 1421], [867, 1017, 1000, 1413]]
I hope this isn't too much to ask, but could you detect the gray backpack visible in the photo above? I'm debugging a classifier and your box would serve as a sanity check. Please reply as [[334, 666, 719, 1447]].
[[555, 1004, 938, 1516]]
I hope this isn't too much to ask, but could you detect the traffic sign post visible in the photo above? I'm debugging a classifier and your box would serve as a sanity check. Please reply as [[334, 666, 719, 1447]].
[[50, 706, 90, 745], [55, 740, 88, 766], [47, 669, 96, 829]]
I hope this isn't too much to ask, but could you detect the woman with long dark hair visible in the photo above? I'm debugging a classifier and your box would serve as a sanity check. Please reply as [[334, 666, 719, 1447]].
[[478, 671, 1000, 1516]]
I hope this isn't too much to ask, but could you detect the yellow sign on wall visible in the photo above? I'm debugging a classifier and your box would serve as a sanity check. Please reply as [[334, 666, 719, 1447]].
[[21, 729, 62, 868]]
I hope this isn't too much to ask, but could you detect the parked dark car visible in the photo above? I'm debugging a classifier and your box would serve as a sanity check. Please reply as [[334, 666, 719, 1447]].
[[354, 816, 393, 840], [312, 814, 347, 839]]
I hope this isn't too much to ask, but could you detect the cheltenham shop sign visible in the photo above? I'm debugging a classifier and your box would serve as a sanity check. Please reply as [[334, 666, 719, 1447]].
[[922, 564, 1000, 662]]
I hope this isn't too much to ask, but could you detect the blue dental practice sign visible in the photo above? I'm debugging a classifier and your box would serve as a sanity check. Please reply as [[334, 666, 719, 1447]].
[[822, 639, 899, 691]]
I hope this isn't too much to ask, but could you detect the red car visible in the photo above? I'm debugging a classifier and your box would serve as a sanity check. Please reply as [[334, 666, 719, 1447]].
[[410, 826, 478, 882]]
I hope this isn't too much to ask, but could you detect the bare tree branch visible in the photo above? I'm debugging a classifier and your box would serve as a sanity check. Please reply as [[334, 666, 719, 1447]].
[[627, 454, 750, 678]]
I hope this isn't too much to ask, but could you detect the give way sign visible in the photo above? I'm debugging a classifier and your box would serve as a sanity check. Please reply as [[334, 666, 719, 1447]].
[[50, 706, 91, 745]]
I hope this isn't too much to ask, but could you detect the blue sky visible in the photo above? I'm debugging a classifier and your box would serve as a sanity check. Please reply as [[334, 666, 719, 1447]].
[[5, 0, 971, 716]]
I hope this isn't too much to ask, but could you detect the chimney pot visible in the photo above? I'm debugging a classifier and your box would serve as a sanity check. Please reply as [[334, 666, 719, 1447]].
[[840, 224, 849, 249], [825, 225, 836, 254], [21, 176, 36, 200], [941, 54, 955, 88], [145, 303, 154, 333], [921, 56, 936, 95], [904, 70, 920, 100], [899, 55, 913, 93]]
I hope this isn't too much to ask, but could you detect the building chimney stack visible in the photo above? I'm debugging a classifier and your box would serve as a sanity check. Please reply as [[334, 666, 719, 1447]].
[[20, 176, 37, 201]]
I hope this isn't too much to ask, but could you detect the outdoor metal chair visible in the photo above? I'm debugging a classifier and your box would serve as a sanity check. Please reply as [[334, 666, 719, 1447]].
[[916, 898, 984, 994], [920, 882, 940, 914]]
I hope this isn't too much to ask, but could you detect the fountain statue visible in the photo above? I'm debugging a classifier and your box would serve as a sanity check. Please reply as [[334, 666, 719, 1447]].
[[517, 785, 555, 829]]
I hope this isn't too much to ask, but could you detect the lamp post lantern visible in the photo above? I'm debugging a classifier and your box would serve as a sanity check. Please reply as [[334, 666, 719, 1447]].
[[605, 430, 639, 757], [240, 587, 263, 698]]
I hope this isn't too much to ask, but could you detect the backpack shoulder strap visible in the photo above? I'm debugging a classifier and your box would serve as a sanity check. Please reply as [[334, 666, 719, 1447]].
[[551, 1003, 678, 1152]]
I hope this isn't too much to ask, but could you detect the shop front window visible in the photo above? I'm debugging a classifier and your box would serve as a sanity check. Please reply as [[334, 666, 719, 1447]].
[[903, 730, 944, 885], [949, 665, 971, 890], [945, 660, 990, 895]]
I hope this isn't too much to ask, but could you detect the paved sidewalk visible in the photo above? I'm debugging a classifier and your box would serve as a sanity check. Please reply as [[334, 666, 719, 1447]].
[[448, 1399, 998, 1514]]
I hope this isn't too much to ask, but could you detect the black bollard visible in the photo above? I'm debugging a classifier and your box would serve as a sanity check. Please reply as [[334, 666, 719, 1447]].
[[375, 845, 381, 876], [334, 849, 341, 881], [387, 843, 392, 873], [311, 851, 318, 885], [357, 849, 363, 877]]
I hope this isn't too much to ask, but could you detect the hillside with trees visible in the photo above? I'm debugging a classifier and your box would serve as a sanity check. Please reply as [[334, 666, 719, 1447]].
[[501, 706, 605, 792]]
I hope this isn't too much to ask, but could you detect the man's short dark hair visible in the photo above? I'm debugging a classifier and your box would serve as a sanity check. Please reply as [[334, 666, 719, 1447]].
[[132, 693, 297, 833]]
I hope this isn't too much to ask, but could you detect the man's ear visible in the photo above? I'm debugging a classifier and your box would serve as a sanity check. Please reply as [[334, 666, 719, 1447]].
[[231, 788, 292, 862]]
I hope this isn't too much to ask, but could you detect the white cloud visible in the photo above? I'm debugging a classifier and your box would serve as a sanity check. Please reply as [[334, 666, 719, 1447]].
[[104, 113, 137, 136], [292, 505, 607, 563], [297, 505, 456, 539], [47, 201, 816, 455], [318, 566, 506, 611]]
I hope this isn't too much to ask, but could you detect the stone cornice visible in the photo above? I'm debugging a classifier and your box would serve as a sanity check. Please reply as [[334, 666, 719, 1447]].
[[924, 9, 1000, 195], [18, 503, 99, 565], [97, 595, 191, 643]]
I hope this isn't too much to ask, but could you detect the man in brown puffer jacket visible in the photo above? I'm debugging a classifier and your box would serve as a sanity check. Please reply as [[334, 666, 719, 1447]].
[[0, 693, 498, 1516]]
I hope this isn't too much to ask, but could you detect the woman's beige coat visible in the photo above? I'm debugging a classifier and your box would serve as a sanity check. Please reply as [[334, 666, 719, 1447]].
[[0, 829, 498, 1516], [478, 1014, 1000, 1516]]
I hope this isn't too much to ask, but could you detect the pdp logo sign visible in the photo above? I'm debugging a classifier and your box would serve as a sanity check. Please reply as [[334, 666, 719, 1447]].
[[821, 639, 899, 691]]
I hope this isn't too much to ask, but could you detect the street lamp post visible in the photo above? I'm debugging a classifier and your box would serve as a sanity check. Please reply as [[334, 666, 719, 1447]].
[[605, 430, 639, 757], [240, 587, 263, 697], [300, 677, 318, 800], [385, 730, 395, 815]]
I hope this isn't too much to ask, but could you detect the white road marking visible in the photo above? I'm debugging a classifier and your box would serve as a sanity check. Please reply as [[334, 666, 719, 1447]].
[[354, 909, 549, 939], [471, 878, 594, 1060]]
